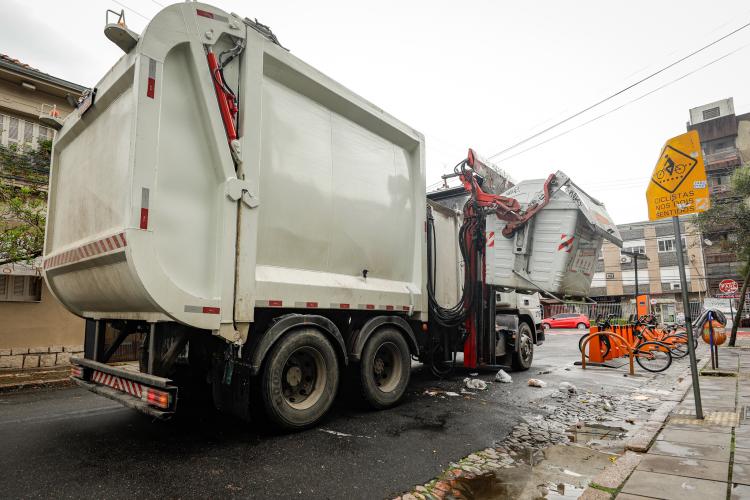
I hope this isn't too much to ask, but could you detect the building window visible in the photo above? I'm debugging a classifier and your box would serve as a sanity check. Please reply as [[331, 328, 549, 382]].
[[0, 275, 43, 302], [702, 107, 720, 120], [8, 116, 19, 144], [23, 120, 33, 144], [657, 236, 686, 252]]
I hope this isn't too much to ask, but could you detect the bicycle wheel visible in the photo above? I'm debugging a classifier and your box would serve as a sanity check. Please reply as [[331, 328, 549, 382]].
[[634, 342, 672, 372], [662, 335, 688, 359], [578, 333, 611, 360]]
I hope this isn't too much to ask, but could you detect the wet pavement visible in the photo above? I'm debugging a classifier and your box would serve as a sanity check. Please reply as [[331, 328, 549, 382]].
[[0, 331, 688, 499], [617, 347, 750, 500]]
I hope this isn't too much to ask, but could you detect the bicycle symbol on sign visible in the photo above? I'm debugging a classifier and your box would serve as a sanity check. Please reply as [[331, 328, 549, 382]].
[[656, 155, 687, 180]]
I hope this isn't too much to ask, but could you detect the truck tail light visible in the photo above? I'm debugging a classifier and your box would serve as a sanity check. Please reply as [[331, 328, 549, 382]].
[[70, 365, 84, 379], [145, 388, 171, 409]]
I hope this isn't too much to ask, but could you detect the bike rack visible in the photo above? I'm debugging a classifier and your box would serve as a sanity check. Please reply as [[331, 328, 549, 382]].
[[580, 331, 634, 375]]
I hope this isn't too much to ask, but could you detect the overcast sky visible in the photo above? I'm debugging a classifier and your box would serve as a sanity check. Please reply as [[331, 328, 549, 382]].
[[4, 0, 750, 224]]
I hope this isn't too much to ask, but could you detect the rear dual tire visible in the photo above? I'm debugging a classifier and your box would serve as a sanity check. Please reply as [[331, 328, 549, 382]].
[[261, 329, 339, 430], [359, 328, 411, 409]]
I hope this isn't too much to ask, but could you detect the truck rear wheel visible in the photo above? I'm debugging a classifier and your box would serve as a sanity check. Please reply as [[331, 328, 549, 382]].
[[511, 322, 534, 371], [261, 328, 339, 430], [359, 328, 411, 409]]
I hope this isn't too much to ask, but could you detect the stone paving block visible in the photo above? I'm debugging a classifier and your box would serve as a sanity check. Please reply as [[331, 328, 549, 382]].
[[1, 355, 24, 369], [48, 345, 63, 353], [0, 349, 11, 356], [590, 451, 642, 489], [39, 354, 56, 368], [27, 347, 49, 354], [63, 345, 84, 353], [648, 440, 730, 462], [731, 483, 750, 499], [23, 355, 39, 369], [616, 494, 658, 499], [636, 453, 728, 482], [55, 352, 71, 365], [656, 427, 731, 447], [621, 470, 727, 499], [731, 447, 750, 465], [10, 347, 28, 355], [731, 462, 750, 486], [579, 487, 610, 500]]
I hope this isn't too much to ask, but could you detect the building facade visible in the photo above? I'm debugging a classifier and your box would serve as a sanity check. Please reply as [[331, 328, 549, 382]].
[[589, 217, 707, 323], [686, 97, 750, 295], [0, 54, 86, 369]]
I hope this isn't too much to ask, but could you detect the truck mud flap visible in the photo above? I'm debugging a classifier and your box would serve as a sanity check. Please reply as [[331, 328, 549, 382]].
[[70, 356, 177, 419]]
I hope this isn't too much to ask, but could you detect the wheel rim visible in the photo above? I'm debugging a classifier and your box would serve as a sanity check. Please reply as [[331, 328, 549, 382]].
[[372, 341, 402, 393], [281, 346, 327, 410], [543, 324, 550, 330], [519, 332, 532, 364], [578, 323, 587, 330]]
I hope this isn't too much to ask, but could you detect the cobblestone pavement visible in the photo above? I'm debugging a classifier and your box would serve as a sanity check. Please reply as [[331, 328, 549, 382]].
[[397, 336, 706, 500]]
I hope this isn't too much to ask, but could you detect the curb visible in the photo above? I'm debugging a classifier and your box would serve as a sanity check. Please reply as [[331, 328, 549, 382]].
[[0, 377, 73, 393]]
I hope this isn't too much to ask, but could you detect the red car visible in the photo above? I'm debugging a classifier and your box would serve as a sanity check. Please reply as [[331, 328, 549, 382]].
[[542, 313, 590, 330]]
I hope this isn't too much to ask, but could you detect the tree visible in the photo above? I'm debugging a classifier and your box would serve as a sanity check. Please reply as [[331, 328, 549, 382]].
[[697, 164, 750, 346], [0, 140, 50, 266]]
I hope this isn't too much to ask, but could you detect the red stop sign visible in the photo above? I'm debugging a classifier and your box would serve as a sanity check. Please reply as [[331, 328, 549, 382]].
[[719, 279, 739, 294]]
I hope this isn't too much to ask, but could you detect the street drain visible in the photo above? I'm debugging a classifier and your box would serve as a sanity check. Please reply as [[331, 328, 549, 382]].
[[566, 424, 626, 444]]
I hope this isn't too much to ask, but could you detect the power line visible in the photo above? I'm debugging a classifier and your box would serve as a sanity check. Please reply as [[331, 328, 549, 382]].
[[111, 0, 151, 22], [486, 19, 750, 161], [489, 42, 750, 164]]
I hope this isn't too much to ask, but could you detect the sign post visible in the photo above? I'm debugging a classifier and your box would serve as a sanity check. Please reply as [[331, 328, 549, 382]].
[[646, 130, 710, 420]]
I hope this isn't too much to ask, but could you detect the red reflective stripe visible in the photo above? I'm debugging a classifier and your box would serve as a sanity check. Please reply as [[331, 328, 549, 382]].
[[119, 233, 127, 246], [340, 303, 350, 309], [402, 306, 410, 311], [386, 305, 394, 311], [146, 77, 155, 99], [196, 9, 214, 18], [202, 306, 220, 314], [306, 302, 318, 308], [366, 304, 375, 310], [268, 300, 282, 307], [140, 208, 149, 230]]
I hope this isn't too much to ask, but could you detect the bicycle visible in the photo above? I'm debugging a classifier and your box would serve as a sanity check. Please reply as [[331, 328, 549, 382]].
[[578, 314, 613, 360]]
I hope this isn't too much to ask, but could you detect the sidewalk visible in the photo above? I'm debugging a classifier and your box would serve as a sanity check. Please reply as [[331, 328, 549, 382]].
[[0, 366, 72, 393], [614, 345, 750, 499]]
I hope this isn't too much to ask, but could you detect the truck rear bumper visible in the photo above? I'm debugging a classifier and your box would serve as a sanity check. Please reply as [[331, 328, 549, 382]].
[[70, 356, 177, 419]]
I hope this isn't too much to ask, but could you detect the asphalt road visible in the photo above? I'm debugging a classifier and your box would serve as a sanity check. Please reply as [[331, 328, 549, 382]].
[[0, 331, 652, 499]]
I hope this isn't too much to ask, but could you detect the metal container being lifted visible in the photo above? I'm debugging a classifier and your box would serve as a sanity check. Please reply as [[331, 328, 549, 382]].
[[485, 174, 622, 297]]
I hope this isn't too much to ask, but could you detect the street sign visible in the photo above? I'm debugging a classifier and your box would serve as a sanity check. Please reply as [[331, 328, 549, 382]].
[[650, 298, 657, 305], [719, 279, 739, 294], [646, 130, 710, 221]]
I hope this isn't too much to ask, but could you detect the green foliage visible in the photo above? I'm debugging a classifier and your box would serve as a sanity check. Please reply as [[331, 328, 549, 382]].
[[0, 140, 50, 265]]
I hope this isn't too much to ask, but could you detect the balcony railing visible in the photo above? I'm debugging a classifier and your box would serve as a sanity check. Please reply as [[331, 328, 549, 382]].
[[704, 148, 740, 165]]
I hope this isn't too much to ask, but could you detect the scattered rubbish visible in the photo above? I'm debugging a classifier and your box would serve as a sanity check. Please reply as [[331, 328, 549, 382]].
[[602, 401, 613, 412], [469, 372, 479, 377], [425, 388, 460, 398], [558, 382, 577, 395], [319, 428, 352, 437], [563, 469, 582, 477], [464, 378, 488, 390], [609, 456, 617, 463], [537, 369, 551, 375], [566, 423, 626, 443], [630, 394, 650, 401], [495, 369, 512, 383], [564, 367, 571, 371], [445, 391, 460, 397], [527, 379, 547, 388], [460, 388, 476, 395], [625, 418, 635, 424]]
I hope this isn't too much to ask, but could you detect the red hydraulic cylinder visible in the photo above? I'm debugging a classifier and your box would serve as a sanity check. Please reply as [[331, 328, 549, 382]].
[[206, 50, 237, 142]]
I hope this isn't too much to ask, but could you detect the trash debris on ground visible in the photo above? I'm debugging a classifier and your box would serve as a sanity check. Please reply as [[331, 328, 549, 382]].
[[559, 382, 577, 395], [495, 369, 512, 383], [424, 388, 461, 398], [527, 379, 547, 388], [469, 372, 479, 377], [602, 401, 613, 412], [464, 378, 488, 390], [444, 391, 460, 397], [537, 369, 551, 375]]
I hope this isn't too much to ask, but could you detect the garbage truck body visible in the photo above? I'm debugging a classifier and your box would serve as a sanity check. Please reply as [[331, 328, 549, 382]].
[[44, 3, 621, 428]]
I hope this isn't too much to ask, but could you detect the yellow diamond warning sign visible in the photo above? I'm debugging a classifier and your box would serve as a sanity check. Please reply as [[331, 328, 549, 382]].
[[646, 130, 710, 221]]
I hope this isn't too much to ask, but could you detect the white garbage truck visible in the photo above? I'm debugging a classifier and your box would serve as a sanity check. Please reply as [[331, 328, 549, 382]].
[[43, 3, 621, 428]]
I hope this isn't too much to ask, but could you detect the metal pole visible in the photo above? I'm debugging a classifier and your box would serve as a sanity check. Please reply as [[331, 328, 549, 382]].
[[673, 216, 703, 419], [634, 256, 639, 314]]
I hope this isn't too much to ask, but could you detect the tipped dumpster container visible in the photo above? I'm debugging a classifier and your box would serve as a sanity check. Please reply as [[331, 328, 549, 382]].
[[485, 174, 622, 297]]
